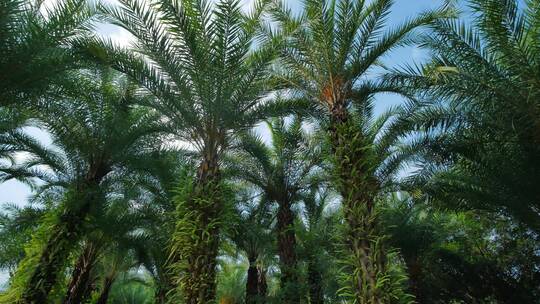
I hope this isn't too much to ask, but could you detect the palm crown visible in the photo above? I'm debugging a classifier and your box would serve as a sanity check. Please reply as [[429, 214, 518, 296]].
[[391, 0, 540, 232], [2, 70, 165, 193], [0, 69, 165, 303], [83, 0, 288, 160], [269, 0, 444, 115], [0, 0, 94, 107]]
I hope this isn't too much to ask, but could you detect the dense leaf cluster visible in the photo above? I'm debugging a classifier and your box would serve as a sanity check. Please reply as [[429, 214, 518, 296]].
[[0, 0, 538, 303]]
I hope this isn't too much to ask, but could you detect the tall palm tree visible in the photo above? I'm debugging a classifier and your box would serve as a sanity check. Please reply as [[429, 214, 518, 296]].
[[0, 70, 164, 303], [268, 0, 444, 302], [390, 0, 540, 233], [0, 0, 93, 107], [79, 0, 298, 301], [229, 117, 321, 303]]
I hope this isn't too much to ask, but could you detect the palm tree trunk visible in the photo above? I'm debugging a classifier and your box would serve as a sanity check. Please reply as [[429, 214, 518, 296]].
[[63, 242, 99, 304], [173, 150, 223, 304], [329, 102, 386, 304], [245, 256, 259, 304], [276, 199, 299, 303], [155, 273, 175, 304], [306, 254, 324, 304], [95, 275, 115, 304], [19, 200, 93, 304], [404, 257, 423, 303], [13, 174, 106, 304], [257, 265, 267, 300]]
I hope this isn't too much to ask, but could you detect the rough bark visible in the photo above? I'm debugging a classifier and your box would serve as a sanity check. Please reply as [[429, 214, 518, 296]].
[[405, 257, 423, 303], [155, 274, 175, 304], [174, 148, 223, 304], [19, 218, 81, 303], [245, 257, 259, 304], [63, 242, 99, 304], [20, 199, 93, 304], [246, 261, 267, 304], [95, 276, 114, 304], [276, 199, 299, 303], [257, 265, 267, 300], [18, 167, 107, 304], [328, 100, 386, 304], [307, 255, 324, 304]]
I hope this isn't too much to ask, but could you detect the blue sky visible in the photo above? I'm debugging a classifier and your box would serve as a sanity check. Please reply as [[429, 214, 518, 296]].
[[0, 0, 444, 286]]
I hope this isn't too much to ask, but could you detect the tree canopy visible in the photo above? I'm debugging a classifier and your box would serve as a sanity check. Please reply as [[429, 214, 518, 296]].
[[0, 0, 538, 303]]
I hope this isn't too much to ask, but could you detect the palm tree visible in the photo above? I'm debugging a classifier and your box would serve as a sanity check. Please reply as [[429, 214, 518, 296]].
[[297, 186, 337, 304], [380, 192, 539, 303], [229, 117, 321, 303], [267, 0, 445, 302], [62, 179, 160, 304], [78, 0, 299, 301], [216, 261, 248, 304], [389, 0, 540, 234], [0, 0, 93, 107], [0, 204, 43, 277], [229, 189, 274, 304], [126, 151, 192, 304], [0, 69, 164, 303]]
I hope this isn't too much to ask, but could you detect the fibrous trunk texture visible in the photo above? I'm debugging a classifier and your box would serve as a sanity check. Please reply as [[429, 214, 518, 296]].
[[16, 190, 97, 304], [3, 170, 106, 304], [246, 257, 259, 304], [19, 215, 83, 303], [155, 272, 176, 304], [329, 101, 387, 304], [63, 242, 99, 304], [95, 275, 114, 304], [172, 150, 223, 304], [405, 257, 423, 303], [246, 258, 267, 304], [257, 265, 267, 298], [276, 199, 299, 303], [307, 254, 324, 304]]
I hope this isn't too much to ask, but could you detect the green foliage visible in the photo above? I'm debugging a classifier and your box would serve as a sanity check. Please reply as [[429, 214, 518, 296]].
[[380, 193, 540, 303], [0, 0, 95, 107], [0, 204, 42, 275], [103, 273, 155, 304], [216, 261, 247, 304], [170, 170, 235, 303], [1, 1, 540, 304], [390, 0, 540, 232]]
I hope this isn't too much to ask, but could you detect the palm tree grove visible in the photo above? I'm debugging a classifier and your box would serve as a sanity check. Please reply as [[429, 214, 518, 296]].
[[1, 0, 539, 303]]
